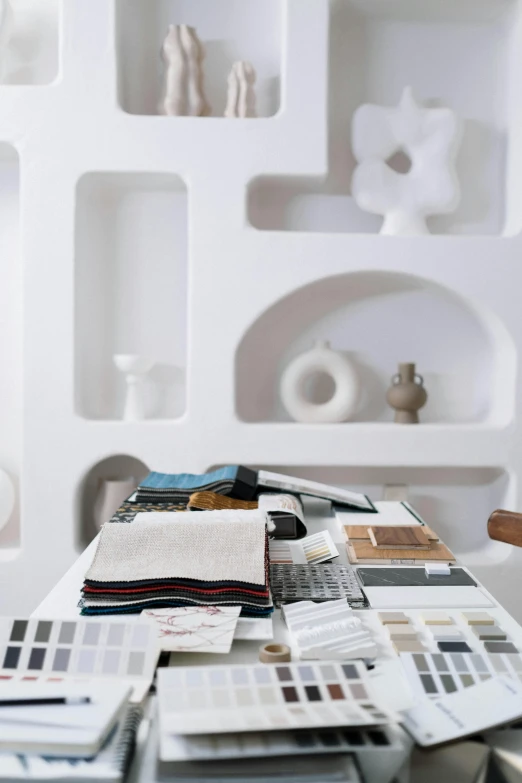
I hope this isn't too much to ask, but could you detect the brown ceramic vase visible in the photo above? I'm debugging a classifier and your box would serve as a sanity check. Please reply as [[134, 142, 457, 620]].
[[386, 362, 427, 424]]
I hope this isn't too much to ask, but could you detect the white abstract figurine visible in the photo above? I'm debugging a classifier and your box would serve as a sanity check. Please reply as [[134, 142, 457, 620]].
[[159, 24, 211, 117], [351, 87, 462, 235], [113, 355, 155, 421], [224, 61, 257, 118], [0, 0, 13, 83]]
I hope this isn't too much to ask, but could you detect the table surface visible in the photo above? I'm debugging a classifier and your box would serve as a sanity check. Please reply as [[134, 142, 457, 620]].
[[29, 502, 522, 783]]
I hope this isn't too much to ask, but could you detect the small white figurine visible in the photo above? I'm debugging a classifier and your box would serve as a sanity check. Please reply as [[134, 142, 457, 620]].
[[351, 87, 462, 235], [224, 61, 257, 118], [159, 24, 211, 117], [0, 0, 14, 83]]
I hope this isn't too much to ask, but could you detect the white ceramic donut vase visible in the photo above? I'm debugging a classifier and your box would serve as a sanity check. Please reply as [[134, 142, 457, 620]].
[[280, 340, 360, 423]]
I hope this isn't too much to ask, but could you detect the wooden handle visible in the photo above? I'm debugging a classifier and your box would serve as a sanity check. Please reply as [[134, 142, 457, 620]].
[[488, 509, 522, 548]]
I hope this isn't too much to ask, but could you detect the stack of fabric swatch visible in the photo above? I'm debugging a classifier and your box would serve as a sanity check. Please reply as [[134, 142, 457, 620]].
[[135, 466, 258, 506], [80, 510, 272, 618]]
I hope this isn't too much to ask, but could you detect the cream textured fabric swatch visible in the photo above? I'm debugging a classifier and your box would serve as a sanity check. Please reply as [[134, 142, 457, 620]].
[[86, 510, 267, 585]]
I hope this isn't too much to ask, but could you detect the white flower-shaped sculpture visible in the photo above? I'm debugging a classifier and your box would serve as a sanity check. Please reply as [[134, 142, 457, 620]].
[[351, 87, 462, 235]]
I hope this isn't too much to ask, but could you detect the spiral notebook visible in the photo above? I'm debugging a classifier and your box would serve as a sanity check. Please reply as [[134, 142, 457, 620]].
[[0, 703, 143, 781]]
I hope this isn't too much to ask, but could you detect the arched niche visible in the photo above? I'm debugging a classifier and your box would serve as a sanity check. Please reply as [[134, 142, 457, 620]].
[[235, 270, 516, 425], [76, 454, 149, 550]]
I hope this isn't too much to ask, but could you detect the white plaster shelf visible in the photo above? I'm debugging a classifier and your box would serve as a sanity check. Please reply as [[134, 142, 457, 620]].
[[218, 423, 512, 469], [66, 421, 512, 472]]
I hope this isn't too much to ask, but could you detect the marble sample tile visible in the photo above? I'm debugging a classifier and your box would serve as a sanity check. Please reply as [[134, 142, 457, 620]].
[[378, 612, 409, 624], [358, 568, 476, 588], [420, 612, 453, 625], [393, 639, 427, 653], [471, 625, 507, 641], [437, 642, 473, 653], [484, 642, 518, 654], [462, 612, 495, 626], [430, 627, 465, 641], [387, 624, 418, 640]]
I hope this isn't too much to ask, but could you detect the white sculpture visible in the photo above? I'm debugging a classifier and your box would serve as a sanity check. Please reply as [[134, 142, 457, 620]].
[[113, 355, 155, 421], [0, 468, 15, 533], [224, 61, 257, 118], [280, 340, 360, 423], [0, 0, 13, 83], [351, 87, 462, 235], [159, 24, 211, 117]]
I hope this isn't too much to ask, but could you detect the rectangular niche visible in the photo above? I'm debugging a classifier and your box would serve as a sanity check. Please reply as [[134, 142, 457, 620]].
[[0, 144, 20, 554], [75, 173, 187, 421], [249, 0, 520, 236], [116, 0, 282, 117], [3, 0, 60, 85]]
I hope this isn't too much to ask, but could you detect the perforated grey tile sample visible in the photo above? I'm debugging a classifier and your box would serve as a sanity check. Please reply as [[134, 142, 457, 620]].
[[269, 564, 366, 608]]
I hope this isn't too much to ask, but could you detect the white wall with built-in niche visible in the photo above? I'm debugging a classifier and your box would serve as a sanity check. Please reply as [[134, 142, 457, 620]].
[[3, 0, 60, 84], [77, 455, 149, 550], [75, 173, 187, 421], [236, 272, 515, 426], [116, 0, 282, 117], [0, 145, 20, 555], [249, 0, 521, 235]]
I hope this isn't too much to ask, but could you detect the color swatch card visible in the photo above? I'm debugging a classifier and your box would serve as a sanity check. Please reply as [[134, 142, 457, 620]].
[[141, 606, 241, 654], [399, 650, 522, 700], [401, 675, 522, 747], [158, 661, 395, 735], [269, 531, 339, 566], [160, 725, 399, 762], [0, 618, 159, 701]]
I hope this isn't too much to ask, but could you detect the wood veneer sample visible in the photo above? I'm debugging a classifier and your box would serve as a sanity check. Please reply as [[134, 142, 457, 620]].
[[343, 524, 438, 542], [368, 526, 430, 550], [348, 540, 456, 564]]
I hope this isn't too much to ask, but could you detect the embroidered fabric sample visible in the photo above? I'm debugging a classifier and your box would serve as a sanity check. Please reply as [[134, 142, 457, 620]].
[[141, 606, 241, 653]]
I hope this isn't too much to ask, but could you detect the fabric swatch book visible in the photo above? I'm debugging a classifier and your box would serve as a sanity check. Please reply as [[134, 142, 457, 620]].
[[81, 511, 272, 618], [0, 681, 131, 758], [0, 703, 142, 781]]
